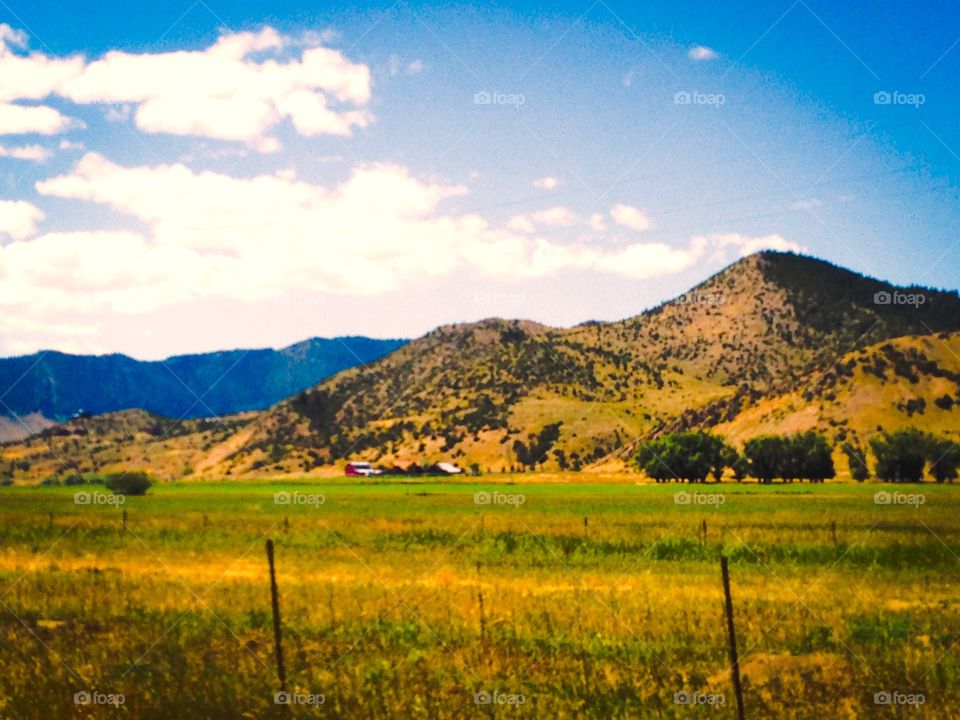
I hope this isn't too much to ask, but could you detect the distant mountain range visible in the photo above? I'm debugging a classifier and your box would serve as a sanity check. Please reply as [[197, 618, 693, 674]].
[[4, 251, 960, 481], [0, 337, 406, 441]]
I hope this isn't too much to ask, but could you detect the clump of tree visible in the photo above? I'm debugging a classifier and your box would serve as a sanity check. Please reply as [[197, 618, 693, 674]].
[[512, 422, 563, 470], [842, 443, 870, 481], [870, 429, 960, 483], [742, 432, 835, 483], [104, 472, 152, 496], [635, 432, 734, 483]]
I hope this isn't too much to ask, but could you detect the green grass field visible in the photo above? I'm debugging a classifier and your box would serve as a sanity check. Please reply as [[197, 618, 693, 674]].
[[0, 479, 957, 718]]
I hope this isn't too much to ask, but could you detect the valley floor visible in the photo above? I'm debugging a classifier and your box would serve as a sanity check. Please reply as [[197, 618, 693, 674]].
[[0, 478, 957, 718]]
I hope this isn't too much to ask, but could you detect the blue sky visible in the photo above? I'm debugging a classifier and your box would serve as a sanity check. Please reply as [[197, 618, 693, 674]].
[[0, 0, 957, 358]]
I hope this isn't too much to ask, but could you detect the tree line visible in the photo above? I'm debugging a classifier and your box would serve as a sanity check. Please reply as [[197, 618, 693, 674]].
[[635, 429, 959, 483]]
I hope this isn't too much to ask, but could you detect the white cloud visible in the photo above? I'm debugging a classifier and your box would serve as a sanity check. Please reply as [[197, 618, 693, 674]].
[[0, 199, 43, 239], [0, 26, 372, 148], [0, 28, 84, 102], [534, 176, 558, 189], [703, 232, 804, 257], [506, 215, 536, 233], [594, 235, 708, 278], [0, 103, 79, 135], [12, 153, 743, 332], [588, 213, 606, 232], [790, 198, 822, 210], [59, 139, 84, 151], [531, 206, 579, 227], [610, 203, 652, 231], [0, 143, 51, 161], [622, 70, 635, 87], [0, 24, 28, 49], [688, 45, 719, 61]]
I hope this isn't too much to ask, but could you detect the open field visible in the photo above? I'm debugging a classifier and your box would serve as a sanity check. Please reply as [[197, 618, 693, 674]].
[[0, 478, 958, 718]]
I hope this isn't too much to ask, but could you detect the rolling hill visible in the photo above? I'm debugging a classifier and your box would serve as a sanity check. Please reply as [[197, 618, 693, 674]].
[[0, 336, 406, 441], [3, 251, 959, 481]]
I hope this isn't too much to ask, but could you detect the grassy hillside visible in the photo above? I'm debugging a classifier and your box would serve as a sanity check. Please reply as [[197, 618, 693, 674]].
[[4, 251, 959, 481], [713, 332, 960, 447]]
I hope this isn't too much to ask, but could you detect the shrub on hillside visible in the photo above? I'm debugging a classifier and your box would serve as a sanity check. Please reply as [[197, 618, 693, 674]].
[[104, 472, 152, 496]]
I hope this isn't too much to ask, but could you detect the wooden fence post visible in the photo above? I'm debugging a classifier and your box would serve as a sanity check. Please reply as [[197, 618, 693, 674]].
[[720, 556, 746, 720], [265, 539, 288, 697]]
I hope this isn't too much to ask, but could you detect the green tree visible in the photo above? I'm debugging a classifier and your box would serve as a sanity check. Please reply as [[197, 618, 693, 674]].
[[928, 438, 960, 483], [635, 432, 733, 483], [842, 443, 870, 481], [743, 436, 785, 483], [869, 429, 928, 483], [105, 472, 152, 496]]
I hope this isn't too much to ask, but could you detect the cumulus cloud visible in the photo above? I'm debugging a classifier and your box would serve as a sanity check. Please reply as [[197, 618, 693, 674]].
[[0, 25, 372, 148], [0, 143, 51, 161], [531, 206, 579, 227], [611, 203, 652, 231], [8, 154, 742, 324], [703, 232, 805, 257], [0, 103, 80, 135], [534, 176, 558, 189], [0, 199, 43, 239], [688, 45, 719, 61], [5, 152, 803, 348]]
